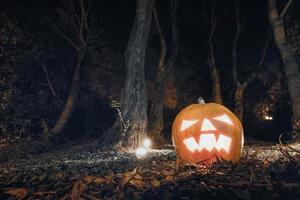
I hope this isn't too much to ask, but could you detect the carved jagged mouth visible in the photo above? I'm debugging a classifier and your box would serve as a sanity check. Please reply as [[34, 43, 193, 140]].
[[183, 134, 232, 153]]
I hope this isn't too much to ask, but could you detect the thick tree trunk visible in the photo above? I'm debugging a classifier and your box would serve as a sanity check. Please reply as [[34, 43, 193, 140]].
[[268, 0, 300, 136], [234, 84, 245, 121], [102, 0, 153, 149], [49, 51, 85, 136]]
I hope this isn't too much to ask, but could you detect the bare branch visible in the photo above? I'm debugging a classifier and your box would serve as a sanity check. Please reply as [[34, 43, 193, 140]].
[[241, 30, 273, 88], [258, 31, 272, 67], [94, 63, 124, 75], [232, 0, 241, 84], [153, 6, 167, 74], [280, 0, 293, 18], [45, 17, 79, 50], [37, 52, 59, 99]]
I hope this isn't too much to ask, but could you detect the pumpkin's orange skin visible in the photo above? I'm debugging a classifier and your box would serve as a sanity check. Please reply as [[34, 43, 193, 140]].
[[172, 103, 243, 165]]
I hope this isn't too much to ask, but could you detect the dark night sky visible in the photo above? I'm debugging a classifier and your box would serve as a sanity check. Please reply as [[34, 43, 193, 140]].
[[6, 0, 271, 44]]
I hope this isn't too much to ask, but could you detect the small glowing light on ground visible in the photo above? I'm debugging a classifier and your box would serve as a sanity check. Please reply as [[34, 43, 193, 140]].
[[264, 115, 273, 120], [135, 147, 147, 158], [143, 138, 152, 149]]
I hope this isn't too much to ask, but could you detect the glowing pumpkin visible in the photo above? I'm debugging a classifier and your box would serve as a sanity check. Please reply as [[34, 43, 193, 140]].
[[172, 99, 243, 165]]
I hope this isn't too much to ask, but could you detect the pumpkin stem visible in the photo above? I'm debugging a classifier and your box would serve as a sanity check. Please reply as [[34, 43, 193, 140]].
[[197, 97, 205, 104]]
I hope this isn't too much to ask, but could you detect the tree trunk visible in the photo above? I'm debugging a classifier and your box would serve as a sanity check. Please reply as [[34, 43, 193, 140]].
[[148, 75, 165, 146], [234, 84, 245, 121], [208, 7, 223, 105], [148, 6, 167, 146], [49, 51, 85, 136], [211, 67, 223, 104], [148, 0, 179, 146], [102, 0, 153, 149], [148, 6, 166, 145], [268, 0, 300, 136]]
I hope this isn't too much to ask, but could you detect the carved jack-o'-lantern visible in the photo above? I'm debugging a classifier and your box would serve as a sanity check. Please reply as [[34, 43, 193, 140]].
[[172, 99, 243, 165]]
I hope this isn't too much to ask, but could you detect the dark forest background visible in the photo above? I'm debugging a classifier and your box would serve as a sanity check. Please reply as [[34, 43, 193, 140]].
[[1, 0, 299, 146]]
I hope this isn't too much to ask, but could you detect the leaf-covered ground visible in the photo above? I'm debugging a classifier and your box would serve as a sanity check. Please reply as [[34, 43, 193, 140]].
[[0, 140, 299, 200]]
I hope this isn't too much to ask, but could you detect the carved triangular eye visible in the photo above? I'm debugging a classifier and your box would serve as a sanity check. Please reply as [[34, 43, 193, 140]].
[[213, 114, 233, 125], [180, 120, 199, 131], [200, 119, 216, 131]]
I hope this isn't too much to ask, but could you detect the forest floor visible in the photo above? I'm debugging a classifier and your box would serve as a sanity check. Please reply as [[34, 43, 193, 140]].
[[0, 139, 299, 200]]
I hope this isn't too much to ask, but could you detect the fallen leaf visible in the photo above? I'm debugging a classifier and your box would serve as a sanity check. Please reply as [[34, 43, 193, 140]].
[[161, 170, 173, 176], [4, 188, 28, 199], [83, 176, 96, 183], [263, 159, 270, 168], [53, 171, 65, 180], [129, 179, 144, 188], [131, 167, 137, 176], [164, 175, 173, 182], [34, 191, 56, 196], [94, 177, 107, 184], [71, 179, 88, 200], [150, 179, 160, 187], [134, 174, 143, 180]]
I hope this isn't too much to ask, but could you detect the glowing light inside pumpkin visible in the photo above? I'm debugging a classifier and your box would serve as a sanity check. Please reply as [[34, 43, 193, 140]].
[[198, 134, 217, 151], [180, 120, 199, 131], [215, 134, 231, 153], [135, 147, 147, 158], [143, 138, 152, 149], [201, 119, 216, 131], [183, 134, 232, 153], [213, 114, 233, 125], [183, 137, 199, 152]]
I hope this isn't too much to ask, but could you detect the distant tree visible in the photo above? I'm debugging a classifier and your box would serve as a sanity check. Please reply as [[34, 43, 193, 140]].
[[102, 0, 154, 149], [206, 0, 225, 104], [0, 10, 20, 141], [268, 0, 300, 140], [0, 11, 19, 114], [148, 0, 179, 146], [48, 0, 103, 141], [231, 0, 273, 121], [200, 0, 232, 104]]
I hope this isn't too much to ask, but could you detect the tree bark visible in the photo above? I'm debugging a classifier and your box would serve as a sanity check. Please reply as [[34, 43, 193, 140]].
[[206, 1, 223, 105], [49, 50, 85, 135], [148, 0, 179, 146], [148, 75, 165, 145], [232, 0, 248, 121], [211, 67, 223, 104], [268, 0, 300, 136], [102, 0, 153, 149], [148, 6, 166, 146], [234, 84, 245, 121]]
